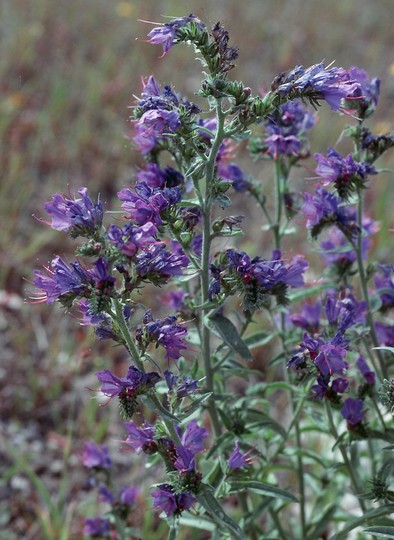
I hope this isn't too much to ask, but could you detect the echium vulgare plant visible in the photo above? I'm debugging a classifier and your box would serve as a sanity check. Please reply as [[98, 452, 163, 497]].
[[32, 14, 394, 540]]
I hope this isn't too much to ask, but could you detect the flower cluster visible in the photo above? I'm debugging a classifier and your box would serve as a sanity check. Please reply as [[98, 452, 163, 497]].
[[210, 248, 308, 312]]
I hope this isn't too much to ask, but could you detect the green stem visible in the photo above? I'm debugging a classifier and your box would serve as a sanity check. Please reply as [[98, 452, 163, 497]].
[[200, 98, 226, 437], [274, 158, 283, 249], [355, 186, 387, 378], [112, 299, 181, 444], [325, 401, 367, 513]]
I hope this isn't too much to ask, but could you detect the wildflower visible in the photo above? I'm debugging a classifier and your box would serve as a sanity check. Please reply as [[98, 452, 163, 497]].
[[314, 147, 376, 199], [356, 355, 375, 386], [273, 62, 360, 111], [151, 484, 195, 516], [264, 134, 302, 159], [43, 187, 103, 237], [341, 397, 364, 427], [135, 244, 189, 285], [164, 370, 198, 397], [123, 420, 157, 454], [108, 221, 158, 258], [344, 66, 380, 118], [119, 486, 139, 506], [375, 322, 394, 347], [136, 311, 188, 360], [375, 265, 394, 311], [146, 15, 204, 55], [181, 420, 208, 454], [228, 442, 253, 470], [265, 99, 315, 137], [81, 442, 112, 469], [291, 300, 321, 334], [98, 485, 115, 504], [218, 162, 251, 192], [96, 366, 160, 417], [302, 187, 358, 239], [314, 343, 348, 376], [32, 256, 92, 306], [118, 183, 182, 226], [83, 517, 111, 537]]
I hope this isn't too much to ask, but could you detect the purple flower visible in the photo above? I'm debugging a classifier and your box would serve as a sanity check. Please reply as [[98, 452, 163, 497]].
[[314, 147, 376, 199], [96, 366, 160, 399], [302, 188, 357, 239], [43, 187, 103, 236], [118, 183, 182, 226], [146, 15, 204, 55], [331, 377, 349, 394], [375, 322, 394, 347], [291, 300, 321, 334], [137, 313, 188, 360], [98, 485, 115, 504], [32, 256, 92, 305], [123, 421, 156, 454], [341, 397, 364, 427], [108, 221, 158, 257], [181, 420, 208, 454], [265, 99, 315, 137], [81, 442, 112, 469], [228, 442, 253, 470], [164, 370, 198, 398], [120, 486, 139, 506], [151, 484, 195, 516], [314, 343, 348, 376], [356, 355, 375, 386], [218, 162, 251, 191], [345, 66, 380, 118], [375, 265, 394, 310], [274, 62, 360, 111], [174, 445, 196, 472], [83, 517, 111, 537], [265, 134, 302, 159], [135, 244, 189, 284]]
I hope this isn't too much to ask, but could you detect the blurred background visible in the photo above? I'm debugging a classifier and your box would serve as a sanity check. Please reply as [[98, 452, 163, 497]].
[[1, 0, 394, 538]]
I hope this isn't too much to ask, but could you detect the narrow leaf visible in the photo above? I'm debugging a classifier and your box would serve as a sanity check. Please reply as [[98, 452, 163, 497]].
[[363, 526, 394, 538], [329, 505, 394, 540], [229, 480, 298, 502], [205, 314, 253, 360], [244, 331, 276, 349]]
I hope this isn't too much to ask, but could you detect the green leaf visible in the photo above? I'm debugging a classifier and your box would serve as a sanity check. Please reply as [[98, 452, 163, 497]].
[[363, 526, 394, 538], [244, 331, 276, 349], [288, 282, 336, 303], [374, 347, 394, 354], [179, 515, 216, 532], [205, 314, 253, 360], [180, 392, 212, 419], [329, 505, 394, 540], [142, 396, 180, 423], [306, 504, 337, 540], [229, 480, 298, 502]]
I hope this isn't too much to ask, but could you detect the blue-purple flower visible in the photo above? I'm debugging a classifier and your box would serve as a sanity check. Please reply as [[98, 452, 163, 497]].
[[375, 265, 394, 311], [273, 62, 360, 111], [83, 517, 111, 537], [356, 355, 375, 386], [43, 187, 103, 237], [228, 442, 254, 470], [96, 366, 160, 417], [81, 442, 112, 469], [344, 66, 380, 118], [164, 370, 198, 398], [123, 421, 156, 454], [136, 311, 188, 360], [108, 221, 158, 257], [151, 484, 195, 516], [341, 397, 364, 427], [302, 187, 358, 239], [146, 15, 205, 55], [314, 147, 376, 199]]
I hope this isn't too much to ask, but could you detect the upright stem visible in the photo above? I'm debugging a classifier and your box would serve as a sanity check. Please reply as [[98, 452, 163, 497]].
[[325, 402, 367, 513], [355, 187, 387, 378], [200, 98, 226, 437]]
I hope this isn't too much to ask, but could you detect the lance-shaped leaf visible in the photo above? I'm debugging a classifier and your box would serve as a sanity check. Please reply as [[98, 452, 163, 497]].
[[329, 504, 394, 540], [229, 480, 298, 502], [363, 526, 394, 539], [205, 314, 253, 360]]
